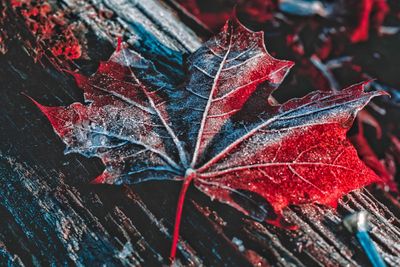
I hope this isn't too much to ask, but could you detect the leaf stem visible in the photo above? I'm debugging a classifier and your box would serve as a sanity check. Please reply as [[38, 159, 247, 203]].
[[169, 170, 196, 263]]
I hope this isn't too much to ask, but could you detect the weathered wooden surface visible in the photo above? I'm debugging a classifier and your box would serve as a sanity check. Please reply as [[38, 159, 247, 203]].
[[0, 0, 400, 266]]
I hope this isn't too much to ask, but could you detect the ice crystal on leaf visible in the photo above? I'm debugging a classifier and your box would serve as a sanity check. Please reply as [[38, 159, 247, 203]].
[[33, 17, 385, 261]]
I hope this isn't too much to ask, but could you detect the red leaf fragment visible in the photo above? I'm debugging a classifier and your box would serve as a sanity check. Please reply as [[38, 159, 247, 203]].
[[33, 18, 385, 262], [348, 109, 396, 190], [175, 0, 278, 31], [350, 132, 394, 190], [10, 0, 82, 60], [349, 0, 389, 43]]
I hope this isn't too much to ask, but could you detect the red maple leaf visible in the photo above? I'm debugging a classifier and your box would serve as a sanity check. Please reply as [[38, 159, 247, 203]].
[[32, 18, 385, 262]]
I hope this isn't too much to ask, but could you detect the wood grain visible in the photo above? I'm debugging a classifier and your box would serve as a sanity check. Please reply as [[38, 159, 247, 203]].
[[0, 0, 399, 266]]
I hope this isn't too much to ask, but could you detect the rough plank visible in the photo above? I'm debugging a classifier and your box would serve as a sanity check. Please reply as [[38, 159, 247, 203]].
[[0, 0, 400, 266]]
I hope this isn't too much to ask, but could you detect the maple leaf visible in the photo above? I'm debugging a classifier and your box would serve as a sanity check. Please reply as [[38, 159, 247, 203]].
[[32, 18, 385, 262]]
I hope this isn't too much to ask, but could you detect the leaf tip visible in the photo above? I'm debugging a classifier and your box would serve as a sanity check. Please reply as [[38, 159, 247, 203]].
[[226, 11, 263, 35], [344, 80, 390, 99], [61, 68, 89, 89], [24, 93, 52, 115], [25, 94, 73, 137], [90, 172, 113, 184]]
